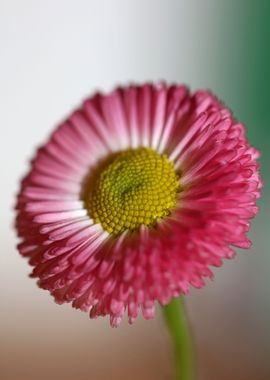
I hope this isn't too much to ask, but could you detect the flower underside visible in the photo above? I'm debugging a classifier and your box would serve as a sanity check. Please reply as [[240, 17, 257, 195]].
[[85, 147, 180, 235]]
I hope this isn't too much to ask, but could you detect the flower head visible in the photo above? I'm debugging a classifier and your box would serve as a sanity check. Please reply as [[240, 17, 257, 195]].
[[16, 83, 262, 326]]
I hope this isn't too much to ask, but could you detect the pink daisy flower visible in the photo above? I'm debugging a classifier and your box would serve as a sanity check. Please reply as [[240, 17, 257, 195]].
[[16, 83, 261, 327]]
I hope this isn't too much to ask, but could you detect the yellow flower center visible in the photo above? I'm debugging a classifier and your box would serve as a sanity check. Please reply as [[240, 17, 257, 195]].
[[85, 147, 180, 235]]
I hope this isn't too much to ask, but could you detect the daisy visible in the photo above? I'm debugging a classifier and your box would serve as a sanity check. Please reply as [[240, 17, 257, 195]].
[[16, 83, 261, 327]]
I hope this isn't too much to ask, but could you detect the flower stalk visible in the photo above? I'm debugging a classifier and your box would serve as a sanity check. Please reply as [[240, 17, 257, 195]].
[[162, 298, 194, 380]]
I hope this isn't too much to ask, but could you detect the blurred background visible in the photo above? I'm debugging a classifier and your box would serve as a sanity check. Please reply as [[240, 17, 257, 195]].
[[0, 1, 269, 379]]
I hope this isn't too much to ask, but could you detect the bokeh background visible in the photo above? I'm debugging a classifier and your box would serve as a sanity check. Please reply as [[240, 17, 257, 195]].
[[1, 1, 269, 379]]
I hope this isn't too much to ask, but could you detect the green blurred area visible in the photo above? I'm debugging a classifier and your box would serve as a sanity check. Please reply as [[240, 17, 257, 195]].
[[211, 0, 270, 310], [212, 0, 270, 328], [215, 1, 270, 177], [189, 6, 270, 377]]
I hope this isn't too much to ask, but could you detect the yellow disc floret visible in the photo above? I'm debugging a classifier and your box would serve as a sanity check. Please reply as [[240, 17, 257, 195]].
[[85, 147, 180, 235]]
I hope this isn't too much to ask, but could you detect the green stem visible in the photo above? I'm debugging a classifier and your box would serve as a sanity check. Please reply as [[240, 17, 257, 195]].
[[162, 298, 194, 380]]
